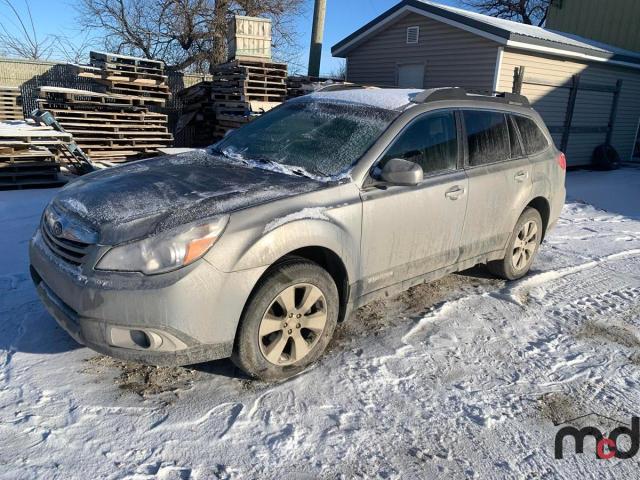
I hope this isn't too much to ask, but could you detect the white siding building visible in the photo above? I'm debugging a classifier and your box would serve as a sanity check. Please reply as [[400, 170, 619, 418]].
[[332, 0, 640, 166]]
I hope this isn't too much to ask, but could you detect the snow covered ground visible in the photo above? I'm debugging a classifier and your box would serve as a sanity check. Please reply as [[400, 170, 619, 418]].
[[1, 167, 639, 479]]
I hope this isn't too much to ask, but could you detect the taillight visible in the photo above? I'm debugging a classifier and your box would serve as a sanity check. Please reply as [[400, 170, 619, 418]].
[[557, 152, 567, 170]]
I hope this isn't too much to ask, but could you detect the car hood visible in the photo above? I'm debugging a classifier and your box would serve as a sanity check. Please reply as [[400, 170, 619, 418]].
[[49, 150, 326, 244]]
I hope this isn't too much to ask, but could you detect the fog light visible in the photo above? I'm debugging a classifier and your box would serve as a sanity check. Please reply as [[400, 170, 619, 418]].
[[130, 330, 151, 349], [109, 327, 186, 352]]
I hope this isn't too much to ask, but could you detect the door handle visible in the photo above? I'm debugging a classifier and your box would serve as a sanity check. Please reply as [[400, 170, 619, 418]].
[[514, 171, 529, 182], [445, 186, 465, 200]]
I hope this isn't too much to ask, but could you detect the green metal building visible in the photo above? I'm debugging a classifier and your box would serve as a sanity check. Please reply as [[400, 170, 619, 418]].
[[547, 0, 640, 53]]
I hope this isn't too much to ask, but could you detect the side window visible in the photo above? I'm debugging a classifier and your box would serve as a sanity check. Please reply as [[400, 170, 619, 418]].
[[379, 111, 458, 176], [513, 115, 549, 155], [507, 116, 524, 158], [463, 110, 510, 166]]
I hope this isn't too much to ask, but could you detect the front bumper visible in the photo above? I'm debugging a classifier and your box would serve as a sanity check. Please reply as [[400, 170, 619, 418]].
[[29, 230, 266, 366]]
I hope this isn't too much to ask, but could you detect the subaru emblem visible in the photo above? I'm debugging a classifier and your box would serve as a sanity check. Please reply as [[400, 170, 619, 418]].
[[52, 221, 63, 237]]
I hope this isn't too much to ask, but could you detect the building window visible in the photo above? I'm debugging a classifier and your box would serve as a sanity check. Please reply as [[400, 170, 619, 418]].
[[406, 26, 420, 44]]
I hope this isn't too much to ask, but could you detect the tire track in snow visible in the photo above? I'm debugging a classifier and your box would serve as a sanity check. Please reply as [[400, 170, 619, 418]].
[[402, 248, 640, 343]]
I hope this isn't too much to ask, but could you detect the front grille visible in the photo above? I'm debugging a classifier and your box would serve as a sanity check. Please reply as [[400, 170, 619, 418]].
[[41, 220, 92, 265]]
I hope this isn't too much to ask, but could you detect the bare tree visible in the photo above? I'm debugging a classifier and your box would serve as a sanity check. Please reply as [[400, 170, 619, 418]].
[[54, 33, 95, 64], [0, 0, 57, 59], [329, 60, 346, 80], [76, 0, 304, 73], [461, 0, 552, 26]]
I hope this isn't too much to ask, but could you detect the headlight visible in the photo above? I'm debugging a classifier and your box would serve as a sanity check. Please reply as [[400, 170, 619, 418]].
[[96, 216, 229, 275]]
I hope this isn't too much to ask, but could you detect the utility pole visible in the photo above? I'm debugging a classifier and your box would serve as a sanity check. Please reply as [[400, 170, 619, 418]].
[[308, 0, 326, 77]]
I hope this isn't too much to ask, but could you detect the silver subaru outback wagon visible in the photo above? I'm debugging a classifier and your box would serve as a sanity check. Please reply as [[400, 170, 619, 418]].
[[30, 87, 566, 380]]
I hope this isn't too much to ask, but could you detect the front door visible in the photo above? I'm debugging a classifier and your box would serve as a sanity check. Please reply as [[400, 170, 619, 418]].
[[458, 110, 533, 261], [360, 110, 468, 294]]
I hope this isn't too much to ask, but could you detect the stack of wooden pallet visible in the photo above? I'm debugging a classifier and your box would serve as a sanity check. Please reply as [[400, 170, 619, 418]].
[[36, 52, 173, 164], [176, 59, 286, 145], [74, 52, 170, 105], [0, 121, 70, 189], [286, 76, 347, 100], [211, 59, 286, 138], [0, 87, 23, 121]]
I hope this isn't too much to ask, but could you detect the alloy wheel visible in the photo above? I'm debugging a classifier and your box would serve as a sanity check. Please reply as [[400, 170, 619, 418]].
[[512, 220, 538, 271], [258, 283, 328, 366]]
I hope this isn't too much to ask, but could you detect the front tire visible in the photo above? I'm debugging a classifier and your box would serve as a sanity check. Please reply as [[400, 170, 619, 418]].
[[488, 207, 543, 281], [232, 260, 339, 381]]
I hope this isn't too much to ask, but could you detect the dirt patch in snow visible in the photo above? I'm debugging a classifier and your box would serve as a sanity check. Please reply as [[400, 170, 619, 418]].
[[576, 320, 640, 349], [334, 269, 502, 346], [398, 270, 501, 314], [538, 392, 582, 426], [84, 356, 198, 397]]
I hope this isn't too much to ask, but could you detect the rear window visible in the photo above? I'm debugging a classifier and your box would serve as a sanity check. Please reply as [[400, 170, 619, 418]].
[[463, 111, 510, 166], [513, 115, 549, 155]]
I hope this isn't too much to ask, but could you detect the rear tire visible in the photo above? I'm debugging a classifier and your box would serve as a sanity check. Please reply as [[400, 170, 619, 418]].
[[488, 207, 543, 281], [232, 260, 339, 381]]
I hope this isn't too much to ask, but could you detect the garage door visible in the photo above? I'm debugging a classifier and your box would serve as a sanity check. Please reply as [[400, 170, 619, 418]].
[[512, 66, 623, 167]]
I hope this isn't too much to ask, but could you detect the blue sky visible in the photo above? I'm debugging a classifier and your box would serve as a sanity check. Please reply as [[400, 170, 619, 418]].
[[0, 0, 465, 75]]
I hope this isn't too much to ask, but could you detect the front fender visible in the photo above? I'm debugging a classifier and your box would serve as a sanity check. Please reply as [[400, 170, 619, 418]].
[[204, 183, 362, 281], [235, 215, 360, 280]]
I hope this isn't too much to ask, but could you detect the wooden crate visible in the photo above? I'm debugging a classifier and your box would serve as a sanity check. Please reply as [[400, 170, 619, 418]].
[[227, 16, 272, 61]]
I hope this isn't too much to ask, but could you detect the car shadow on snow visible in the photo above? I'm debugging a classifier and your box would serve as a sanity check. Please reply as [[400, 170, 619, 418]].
[[0, 304, 83, 355], [190, 358, 249, 379]]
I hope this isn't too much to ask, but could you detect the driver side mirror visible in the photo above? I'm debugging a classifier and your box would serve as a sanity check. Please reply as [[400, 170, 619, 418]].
[[379, 158, 424, 186]]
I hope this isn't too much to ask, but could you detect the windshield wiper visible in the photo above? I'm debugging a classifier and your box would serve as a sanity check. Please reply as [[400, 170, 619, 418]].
[[289, 167, 318, 180], [213, 150, 326, 180], [210, 147, 250, 165]]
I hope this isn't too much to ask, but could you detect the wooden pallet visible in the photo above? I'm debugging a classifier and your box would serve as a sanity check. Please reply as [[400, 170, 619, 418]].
[[0, 86, 23, 121], [285, 76, 344, 99], [90, 51, 165, 72], [43, 108, 167, 123], [73, 64, 168, 85], [38, 86, 165, 107], [0, 121, 67, 189]]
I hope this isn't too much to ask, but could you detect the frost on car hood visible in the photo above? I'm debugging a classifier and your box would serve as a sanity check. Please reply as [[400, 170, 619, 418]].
[[50, 150, 326, 244]]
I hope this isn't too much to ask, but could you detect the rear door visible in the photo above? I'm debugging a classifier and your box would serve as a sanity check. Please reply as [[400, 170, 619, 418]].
[[458, 110, 532, 262], [359, 110, 468, 293]]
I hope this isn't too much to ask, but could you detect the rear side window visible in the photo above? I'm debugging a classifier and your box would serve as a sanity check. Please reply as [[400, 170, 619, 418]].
[[507, 116, 524, 158], [463, 111, 510, 166], [513, 115, 549, 155], [379, 111, 458, 176]]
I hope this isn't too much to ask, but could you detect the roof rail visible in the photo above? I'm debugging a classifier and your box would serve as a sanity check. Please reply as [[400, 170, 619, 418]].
[[411, 87, 530, 107]]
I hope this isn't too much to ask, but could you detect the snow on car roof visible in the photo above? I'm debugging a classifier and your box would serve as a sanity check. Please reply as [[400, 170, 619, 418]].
[[302, 88, 423, 111]]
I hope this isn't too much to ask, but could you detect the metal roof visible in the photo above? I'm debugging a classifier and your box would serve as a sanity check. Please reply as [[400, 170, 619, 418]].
[[332, 0, 640, 68]]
